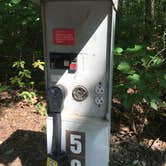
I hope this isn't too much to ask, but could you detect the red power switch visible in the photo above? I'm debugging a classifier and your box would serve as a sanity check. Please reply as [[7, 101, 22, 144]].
[[69, 62, 77, 73]]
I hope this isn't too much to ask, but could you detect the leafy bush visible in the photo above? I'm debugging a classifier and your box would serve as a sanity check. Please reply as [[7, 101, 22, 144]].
[[0, 0, 43, 82], [113, 44, 166, 111]]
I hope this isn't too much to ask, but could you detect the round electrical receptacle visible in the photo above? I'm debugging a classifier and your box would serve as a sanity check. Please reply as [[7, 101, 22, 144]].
[[72, 85, 88, 102]]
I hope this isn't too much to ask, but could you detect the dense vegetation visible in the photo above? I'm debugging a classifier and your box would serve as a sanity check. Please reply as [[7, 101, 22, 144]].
[[0, 0, 43, 85], [0, 0, 165, 130], [113, 0, 166, 132]]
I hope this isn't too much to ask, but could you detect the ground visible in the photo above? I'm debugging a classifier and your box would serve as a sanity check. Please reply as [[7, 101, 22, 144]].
[[0, 91, 165, 166]]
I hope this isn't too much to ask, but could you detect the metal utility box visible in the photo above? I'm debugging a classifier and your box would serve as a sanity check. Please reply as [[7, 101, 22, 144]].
[[32, 0, 118, 166]]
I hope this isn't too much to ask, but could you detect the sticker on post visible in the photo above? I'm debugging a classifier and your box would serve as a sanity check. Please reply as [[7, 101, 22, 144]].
[[53, 29, 75, 45], [47, 157, 58, 166], [66, 130, 85, 166]]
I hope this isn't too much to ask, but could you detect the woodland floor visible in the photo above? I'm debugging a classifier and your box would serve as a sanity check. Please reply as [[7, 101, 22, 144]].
[[0, 91, 165, 166]]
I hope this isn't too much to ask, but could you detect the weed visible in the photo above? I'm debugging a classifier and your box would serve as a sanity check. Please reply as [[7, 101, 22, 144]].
[[35, 102, 46, 116]]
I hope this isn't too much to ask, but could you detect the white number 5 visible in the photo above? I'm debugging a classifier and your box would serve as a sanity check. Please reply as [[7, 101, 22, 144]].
[[70, 134, 82, 154]]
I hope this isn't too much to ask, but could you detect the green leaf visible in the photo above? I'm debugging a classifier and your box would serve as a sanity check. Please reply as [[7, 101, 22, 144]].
[[150, 101, 158, 110], [11, 0, 21, 4], [158, 102, 166, 108], [19, 91, 36, 103], [20, 61, 25, 69], [114, 47, 123, 56], [127, 74, 140, 83], [126, 45, 143, 53], [164, 74, 166, 80], [39, 65, 44, 71], [22, 20, 27, 25], [24, 70, 31, 79], [33, 60, 45, 71], [117, 62, 131, 73], [0, 39, 3, 45], [12, 61, 25, 69], [19, 70, 31, 79], [151, 57, 164, 67]]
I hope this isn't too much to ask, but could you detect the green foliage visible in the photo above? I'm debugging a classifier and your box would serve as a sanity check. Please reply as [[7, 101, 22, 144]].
[[117, 62, 131, 74], [0, 0, 43, 82], [35, 102, 46, 116], [12, 60, 25, 69], [32, 60, 45, 71], [11, 0, 21, 5], [113, 45, 166, 110], [126, 45, 143, 53], [19, 91, 36, 104], [0, 83, 9, 93], [10, 60, 33, 89], [150, 100, 158, 111], [114, 47, 124, 56], [116, 0, 166, 47]]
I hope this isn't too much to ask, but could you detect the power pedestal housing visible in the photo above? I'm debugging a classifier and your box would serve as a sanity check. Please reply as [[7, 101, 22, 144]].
[[32, 0, 118, 166]]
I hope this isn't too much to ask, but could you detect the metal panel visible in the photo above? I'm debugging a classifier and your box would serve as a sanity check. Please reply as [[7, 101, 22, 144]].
[[44, 1, 111, 118]]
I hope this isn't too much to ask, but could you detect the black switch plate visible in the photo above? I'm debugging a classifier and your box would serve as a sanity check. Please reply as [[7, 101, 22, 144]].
[[50, 52, 77, 69]]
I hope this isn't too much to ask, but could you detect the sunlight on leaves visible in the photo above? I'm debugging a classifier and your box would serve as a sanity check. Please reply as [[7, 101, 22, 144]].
[[150, 100, 158, 110], [33, 60, 45, 71], [117, 62, 131, 73], [126, 45, 143, 53], [127, 74, 140, 84], [114, 47, 124, 56], [11, 0, 21, 4]]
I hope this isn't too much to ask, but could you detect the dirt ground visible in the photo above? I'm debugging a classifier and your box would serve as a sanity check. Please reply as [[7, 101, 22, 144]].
[[0, 91, 165, 166]]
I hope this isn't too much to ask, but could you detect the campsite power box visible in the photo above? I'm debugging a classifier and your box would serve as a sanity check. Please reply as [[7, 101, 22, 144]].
[[32, 0, 118, 166]]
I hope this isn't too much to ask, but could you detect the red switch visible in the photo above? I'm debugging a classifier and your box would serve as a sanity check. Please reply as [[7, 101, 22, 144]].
[[69, 62, 77, 73]]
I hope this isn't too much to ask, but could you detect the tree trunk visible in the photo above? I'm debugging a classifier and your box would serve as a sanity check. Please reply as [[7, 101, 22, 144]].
[[151, 0, 155, 18], [144, 0, 153, 42]]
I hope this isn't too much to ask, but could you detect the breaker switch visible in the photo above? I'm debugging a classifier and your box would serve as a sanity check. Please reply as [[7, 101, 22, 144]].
[[69, 62, 77, 73]]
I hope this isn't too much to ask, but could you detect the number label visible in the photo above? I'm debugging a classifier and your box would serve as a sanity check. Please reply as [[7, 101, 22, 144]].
[[70, 134, 82, 154], [66, 131, 85, 166]]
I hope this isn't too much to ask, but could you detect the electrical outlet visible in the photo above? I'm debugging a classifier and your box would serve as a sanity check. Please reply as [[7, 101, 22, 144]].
[[95, 96, 104, 107], [95, 83, 104, 94]]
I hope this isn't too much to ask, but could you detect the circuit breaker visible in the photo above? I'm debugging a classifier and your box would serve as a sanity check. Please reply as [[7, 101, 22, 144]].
[[32, 0, 118, 166]]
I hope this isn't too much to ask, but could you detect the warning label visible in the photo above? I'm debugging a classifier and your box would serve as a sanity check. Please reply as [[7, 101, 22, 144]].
[[53, 29, 75, 45]]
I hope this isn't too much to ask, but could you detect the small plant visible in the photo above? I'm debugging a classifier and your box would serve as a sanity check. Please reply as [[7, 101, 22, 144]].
[[36, 102, 46, 116], [19, 91, 36, 104], [10, 60, 34, 89], [0, 83, 9, 93]]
